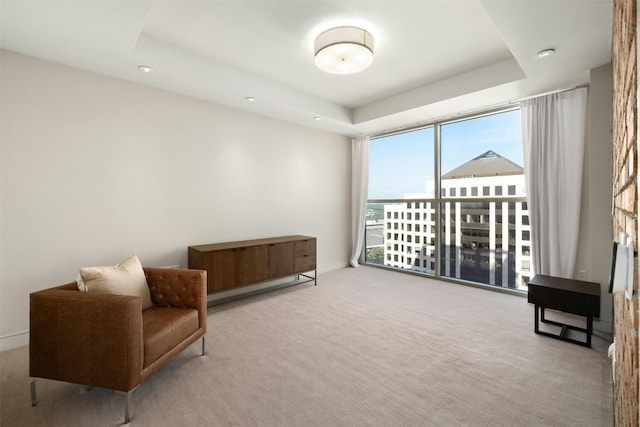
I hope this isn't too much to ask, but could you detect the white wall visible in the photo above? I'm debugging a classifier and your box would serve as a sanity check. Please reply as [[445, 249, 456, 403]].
[[574, 63, 613, 335], [0, 50, 351, 350]]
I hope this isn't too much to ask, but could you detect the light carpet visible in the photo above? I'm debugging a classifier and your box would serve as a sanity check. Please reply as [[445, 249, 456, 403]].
[[1, 266, 613, 426]]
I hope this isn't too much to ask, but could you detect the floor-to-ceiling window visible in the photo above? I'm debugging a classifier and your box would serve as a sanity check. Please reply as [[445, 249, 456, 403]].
[[364, 108, 531, 291]]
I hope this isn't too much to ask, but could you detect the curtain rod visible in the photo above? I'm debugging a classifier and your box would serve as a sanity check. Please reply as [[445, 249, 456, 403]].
[[511, 83, 589, 104], [370, 83, 590, 140]]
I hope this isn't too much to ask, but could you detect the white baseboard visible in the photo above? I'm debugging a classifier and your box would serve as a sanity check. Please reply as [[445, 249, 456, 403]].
[[0, 330, 29, 352], [206, 262, 348, 304], [318, 261, 349, 273], [207, 276, 299, 303], [594, 318, 612, 337]]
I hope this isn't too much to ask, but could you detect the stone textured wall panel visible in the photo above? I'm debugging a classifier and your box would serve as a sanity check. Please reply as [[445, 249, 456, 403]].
[[612, 0, 638, 425]]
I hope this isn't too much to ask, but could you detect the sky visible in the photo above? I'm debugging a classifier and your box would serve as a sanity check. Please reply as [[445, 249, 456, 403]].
[[368, 109, 522, 199]]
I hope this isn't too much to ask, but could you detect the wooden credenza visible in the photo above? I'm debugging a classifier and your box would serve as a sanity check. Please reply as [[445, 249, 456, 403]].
[[188, 235, 316, 294]]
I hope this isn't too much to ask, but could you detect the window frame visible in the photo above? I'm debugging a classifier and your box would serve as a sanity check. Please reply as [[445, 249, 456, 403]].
[[363, 105, 526, 294]]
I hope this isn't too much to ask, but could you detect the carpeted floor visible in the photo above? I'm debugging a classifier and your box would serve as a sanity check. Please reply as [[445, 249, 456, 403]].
[[1, 266, 613, 426]]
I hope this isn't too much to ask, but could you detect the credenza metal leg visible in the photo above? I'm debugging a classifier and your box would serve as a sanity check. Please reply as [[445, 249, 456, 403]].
[[30, 379, 37, 407]]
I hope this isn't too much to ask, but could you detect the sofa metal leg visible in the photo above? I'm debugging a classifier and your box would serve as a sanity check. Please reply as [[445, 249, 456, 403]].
[[124, 390, 132, 424], [201, 336, 206, 356], [30, 379, 37, 407]]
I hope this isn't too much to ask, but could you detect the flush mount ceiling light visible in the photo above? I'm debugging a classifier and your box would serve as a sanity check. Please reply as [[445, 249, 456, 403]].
[[137, 65, 152, 73], [314, 26, 374, 75], [536, 48, 555, 58]]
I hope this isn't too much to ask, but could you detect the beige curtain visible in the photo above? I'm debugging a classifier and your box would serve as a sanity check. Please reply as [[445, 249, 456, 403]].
[[350, 135, 369, 267], [521, 87, 588, 278]]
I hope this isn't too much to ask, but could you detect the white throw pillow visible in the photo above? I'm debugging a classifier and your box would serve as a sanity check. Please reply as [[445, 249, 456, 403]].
[[76, 273, 87, 292], [79, 255, 152, 310]]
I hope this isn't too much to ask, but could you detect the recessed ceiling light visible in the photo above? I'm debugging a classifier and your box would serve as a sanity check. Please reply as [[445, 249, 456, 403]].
[[245, 96, 256, 102], [536, 49, 555, 58], [314, 116, 322, 121], [138, 65, 152, 73]]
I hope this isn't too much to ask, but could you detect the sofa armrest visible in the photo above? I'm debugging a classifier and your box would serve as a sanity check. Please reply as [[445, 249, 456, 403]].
[[30, 285, 143, 392], [144, 268, 207, 330]]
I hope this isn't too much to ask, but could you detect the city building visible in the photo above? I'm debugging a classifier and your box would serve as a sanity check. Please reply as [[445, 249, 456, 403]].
[[379, 150, 532, 290]]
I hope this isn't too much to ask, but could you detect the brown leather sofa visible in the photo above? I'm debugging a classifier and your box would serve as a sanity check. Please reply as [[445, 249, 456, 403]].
[[29, 267, 207, 423]]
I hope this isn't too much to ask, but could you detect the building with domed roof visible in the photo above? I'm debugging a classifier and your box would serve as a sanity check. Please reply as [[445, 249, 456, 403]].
[[378, 150, 531, 289]]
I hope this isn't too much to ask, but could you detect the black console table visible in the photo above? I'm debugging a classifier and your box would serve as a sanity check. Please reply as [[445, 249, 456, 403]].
[[527, 274, 600, 347]]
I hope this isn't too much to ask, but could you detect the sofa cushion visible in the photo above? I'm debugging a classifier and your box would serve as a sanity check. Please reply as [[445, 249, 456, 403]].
[[142, 307, 199, 368], [79, 255, 152, 310]]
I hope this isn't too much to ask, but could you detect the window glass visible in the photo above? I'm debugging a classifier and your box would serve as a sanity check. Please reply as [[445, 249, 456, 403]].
[[368, 127, 434, 199], [439, 109, 527, 289], [365, 108, 530, 291], [440, 110, 523, 183]]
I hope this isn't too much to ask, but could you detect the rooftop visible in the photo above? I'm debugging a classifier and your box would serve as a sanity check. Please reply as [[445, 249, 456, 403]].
[[442, 150, 523, 179]]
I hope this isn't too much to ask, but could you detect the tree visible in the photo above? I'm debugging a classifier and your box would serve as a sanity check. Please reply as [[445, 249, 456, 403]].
[[366, 247, 384, 264]]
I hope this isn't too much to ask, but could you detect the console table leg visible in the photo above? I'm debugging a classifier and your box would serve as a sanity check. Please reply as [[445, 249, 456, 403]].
[[30, 379, 37, 407], [534, 305, 540, 334], [586, 316, 593, 348]]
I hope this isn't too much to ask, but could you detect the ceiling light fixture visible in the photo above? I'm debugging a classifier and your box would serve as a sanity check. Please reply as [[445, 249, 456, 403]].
[[137, 65, 152, 73], [536, 49, 555, 58], [245, 96, 256, 102], [313, 116, 322, 121], [314, 26, 374, 75]]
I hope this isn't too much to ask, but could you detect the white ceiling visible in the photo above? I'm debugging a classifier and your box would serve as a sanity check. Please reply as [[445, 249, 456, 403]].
[[0, 0, 612, 137]]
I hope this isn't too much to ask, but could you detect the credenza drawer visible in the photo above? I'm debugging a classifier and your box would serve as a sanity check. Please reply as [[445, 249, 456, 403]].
[[295, 254, 316, 272], [294, 239, 316, 257]]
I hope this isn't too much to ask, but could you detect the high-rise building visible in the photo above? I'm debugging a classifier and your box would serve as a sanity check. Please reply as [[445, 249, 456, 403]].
[[378, 150, 532, 290]]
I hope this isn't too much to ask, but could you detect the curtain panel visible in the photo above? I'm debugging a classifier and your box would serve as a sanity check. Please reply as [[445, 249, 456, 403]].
[[521, 87, 588, 278], [350, 135, 369, 267]]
